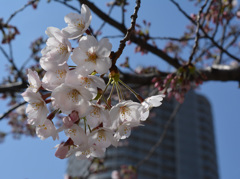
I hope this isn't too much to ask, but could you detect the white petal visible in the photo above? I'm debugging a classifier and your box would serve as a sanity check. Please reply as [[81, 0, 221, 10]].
[[96, 57, 111, 74], [97, 38, 112, 57]]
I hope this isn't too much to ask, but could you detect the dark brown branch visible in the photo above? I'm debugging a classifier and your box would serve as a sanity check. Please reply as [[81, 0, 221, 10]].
[[78, 0, 181, 69], [0, 82, 28, 93], [170, 0, 240, 63], [95, 4, 115, 37], [0, 45, 25, 82], [150, 36, 196, 41], [202, 65, 240, 81], [54, 0, 81, 13], [0, 101, 27, 120], [112, 0, 141, 65], [188, 0, 209, 64], [212, 0, 222, 38], [119, 65, 240, 85], [6, 0, 37, 24]]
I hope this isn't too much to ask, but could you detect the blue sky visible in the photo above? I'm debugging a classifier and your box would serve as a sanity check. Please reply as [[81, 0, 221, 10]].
[[0, 1, 239, 179]]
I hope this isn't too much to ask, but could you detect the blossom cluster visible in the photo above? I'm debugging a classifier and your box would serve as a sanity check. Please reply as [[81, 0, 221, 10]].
[[21, 4, 164, 160]]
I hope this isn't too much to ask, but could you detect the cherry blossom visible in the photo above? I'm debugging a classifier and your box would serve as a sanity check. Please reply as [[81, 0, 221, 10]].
[[140, 94, 165, 121], [62, 4, 92, 39], [110, 100, 142, 127], [51, 83, 91, 114], [40, 27, 71, 71], [85, 104, 110, 128], [71, 35, 112, 75], [65, 70, 106, 98], [75, 145, 106, 160], [27, 69, 41, 93], [114, 120, 140, 141], [21, 89, 48, 126], [42, 63, 69, 91], [21, 4, 165, 161], [64, 124, 87, 146], [36, 119, 59, 140], [88, 127, 118, 148]]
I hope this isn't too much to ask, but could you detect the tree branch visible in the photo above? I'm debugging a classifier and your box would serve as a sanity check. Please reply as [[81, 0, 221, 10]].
[[0, 82, 28, 94], [119, 65, 240, 85], [54, 0, 81, 13], [0, 101, 26, 120], [112, 0, 141, 65], [188, 0, 209, 64], [170, 0, 240, 63], [6, 0, 37, 24], [78, 0, 181, 69]]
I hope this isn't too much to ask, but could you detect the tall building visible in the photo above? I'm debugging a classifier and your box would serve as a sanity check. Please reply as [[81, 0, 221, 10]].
[[67, 90, 219, 179]]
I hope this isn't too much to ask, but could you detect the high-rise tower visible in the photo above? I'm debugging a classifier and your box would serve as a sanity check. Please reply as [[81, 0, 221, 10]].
[[67, 90, 219, 179]]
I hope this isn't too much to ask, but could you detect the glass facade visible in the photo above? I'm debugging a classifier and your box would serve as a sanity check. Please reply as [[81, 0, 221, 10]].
[[67, 90, 219, 179]]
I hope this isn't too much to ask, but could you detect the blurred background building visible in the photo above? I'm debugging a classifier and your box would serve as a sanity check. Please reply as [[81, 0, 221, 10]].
[[66, 90, 219, 179]]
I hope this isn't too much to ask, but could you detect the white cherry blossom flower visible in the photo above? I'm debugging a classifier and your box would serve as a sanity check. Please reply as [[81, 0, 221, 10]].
[[75, 145, 106, 160], [40, 27, 71, 71], [65, 70, 106, 98], [27, 69, 41, 93], [88, 127, 118, 148], [36, 119, 59, 140], [51, 83, 91, 114], [110, 100, 142, 128], [140, 94, 165, 121], [85, 104, 109, 128], [62, 4, 92, 39], [71, 35, 112, 75], [42, 63, 69, 91], [65, 124, 88, 146], [114, 121, 140, 141], [21, 89, 48, 126]]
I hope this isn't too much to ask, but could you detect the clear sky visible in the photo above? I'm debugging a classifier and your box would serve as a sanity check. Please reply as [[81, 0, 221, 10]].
[[0, 1, 239, 179]]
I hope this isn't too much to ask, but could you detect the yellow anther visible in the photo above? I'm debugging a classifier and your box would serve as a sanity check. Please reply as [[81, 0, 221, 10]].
[[67, 89, 80, 103], [57, 43, 68, 55], [85, 52, 98, 64]]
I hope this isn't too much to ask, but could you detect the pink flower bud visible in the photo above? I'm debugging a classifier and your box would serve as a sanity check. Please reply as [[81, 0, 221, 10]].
[[55, 143, 69, 159], [63, 116, 74, 128], [69, 111, 79, 123]]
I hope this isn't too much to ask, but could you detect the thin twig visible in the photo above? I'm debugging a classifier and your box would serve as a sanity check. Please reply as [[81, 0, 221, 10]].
[[0, 101, 27, 120], [135, 102, 181, 169], [170, 0, 240, 62], [212, 0, 222, 38], [112, 0, 141, 65], [9, 42, 13, 60], [0, 45, 24, 81], [188, 0, 209, 64], [78, 0, 181, 68], [121, 3, 125, 25], [6, 0, 36, 24], [217, 18, 232, 64], [150, 36, 198, 41], [102, 35, 124, 39], [54, 0, 81, 13], [95, 4, 115, 37]]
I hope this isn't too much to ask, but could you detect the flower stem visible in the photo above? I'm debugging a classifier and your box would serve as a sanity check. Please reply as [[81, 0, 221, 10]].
[[115, 82, 122, 102], [83, 117, 87, 134], [119, 79, 144, 102], [117, 82, 124, 100], [88, 125, 92, 133], [97, 78, 112, 102], [107, 82, 115, 106]]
